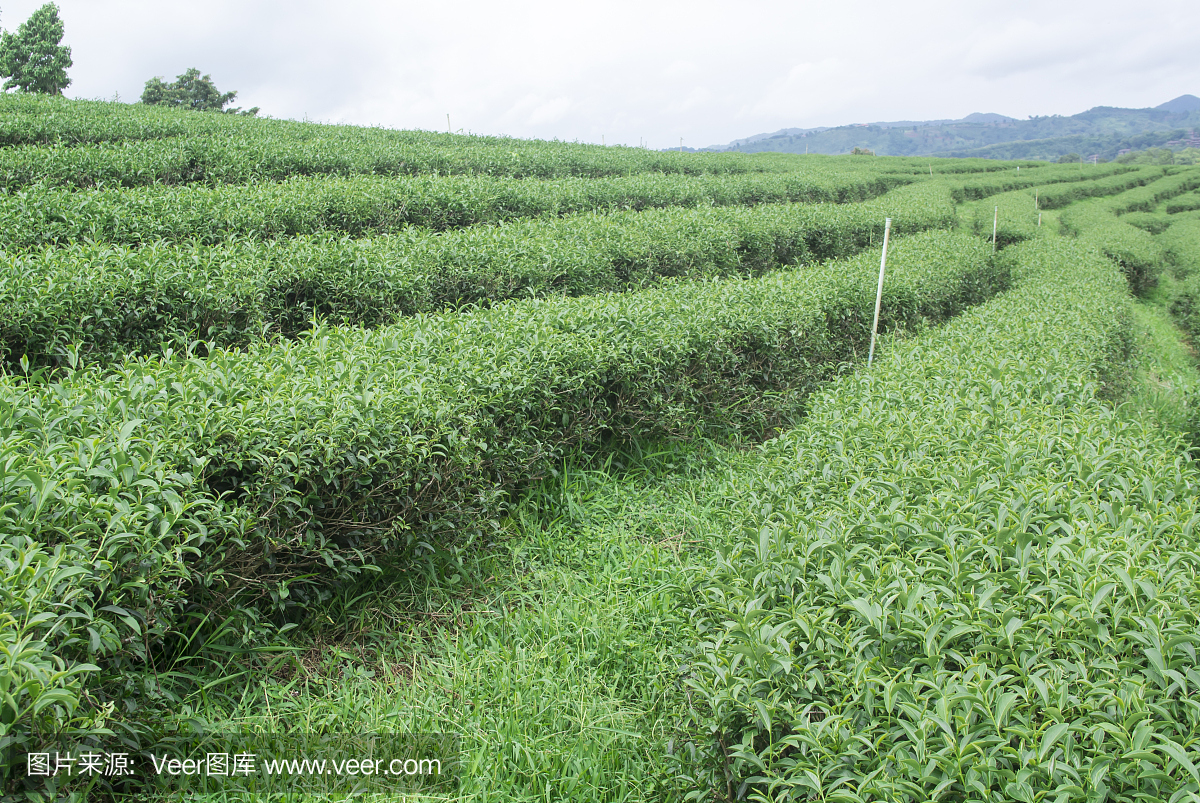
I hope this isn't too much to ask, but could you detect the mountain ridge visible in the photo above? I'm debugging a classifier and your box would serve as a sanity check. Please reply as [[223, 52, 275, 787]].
[[702, 96, 1200, 160]]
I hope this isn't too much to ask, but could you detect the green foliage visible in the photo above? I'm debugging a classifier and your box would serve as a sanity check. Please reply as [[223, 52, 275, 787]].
[[1034, 166, 1166, 209], [1175, 147, 1200, 166], [1164, 221, 1200, 343], [140, 67, 257, 116], [0, 94, 778, 178], [1116, 147, 1180, 165], [0, 3, 72, 95], [0, 181, 956, 370], [6, 92, 1200, 800], [946, 162, 1134, 204], [0, 230, 1003, 744], [1159, 217, 1200, 278], [679, 238, 1200, 801], [959, 167, 1196, 250], [0, 169, 908, 249], [1121, 211, 1173, 234], [1057, 152, 1082, 163], [1105, 167, 1200, 214], [1165, 190, 1200, 215], [1060, 201, 1164, 295], [1052, 167, 1200, 294], [963, 188, 1046, 247]]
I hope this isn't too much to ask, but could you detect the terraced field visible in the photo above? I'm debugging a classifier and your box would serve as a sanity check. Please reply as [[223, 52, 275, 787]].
[[3, 95, 1199, 802]]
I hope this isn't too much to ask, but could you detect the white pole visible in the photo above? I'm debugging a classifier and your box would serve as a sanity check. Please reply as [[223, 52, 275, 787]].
[[1038, 212, 1042, 227], [447, 114, 451, 133], [867, 218, 893, 368], [992, 206, 998, 252]]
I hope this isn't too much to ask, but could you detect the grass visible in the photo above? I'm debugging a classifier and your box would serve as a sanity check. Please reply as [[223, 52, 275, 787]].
[[182, 439, 738, 801], [1122, 275, 1200, 436]]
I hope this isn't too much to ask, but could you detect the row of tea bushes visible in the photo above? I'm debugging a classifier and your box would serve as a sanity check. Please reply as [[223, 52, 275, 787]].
[[0, 230, 1004, 746], [1159, 218, 1200, 278], [0, 182, 956, 371], [1033, 166, 1167, 209], [963, 188, 1047, 247], [1059, 199, 1164, 294], [0, 169, 906, 249], [1120, 211, 1173, 235], [0, 95, 774, 181], [1106, 168, 1200, 214], [959, 169, 1178, 250], [680, 237, 1200, 801], [1164, 190, 1200, 215], [1161, 218, 1200, 342], [945, 162, 1133, 203]]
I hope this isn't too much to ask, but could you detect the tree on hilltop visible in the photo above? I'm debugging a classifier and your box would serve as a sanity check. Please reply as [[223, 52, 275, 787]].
[[0, 3, 73, 94], [141, 68, 258, 115]]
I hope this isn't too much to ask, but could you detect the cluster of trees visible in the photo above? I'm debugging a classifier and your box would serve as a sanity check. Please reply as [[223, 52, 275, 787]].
[[0, 3, 257, 115], [141, 68, 258, 115], [1115, 146, 1200, 166], [1055, 147, 1200, 166]]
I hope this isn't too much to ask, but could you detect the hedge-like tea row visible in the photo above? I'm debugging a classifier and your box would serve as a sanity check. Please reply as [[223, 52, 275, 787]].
[[0, 181, 956, 370], [1033, 165, 1166, 209], [0, 169, 906, 250], [1, 230, 1003, 743], [0, 134, 778, 189], [1121, 211, 1173, 235], [1170, 273, 1200, 343], [1059, 199, 1164, 294], [680, 237, 1200, 801], [1162, 218, 1200, 341], [1165, 190, 1200, 215], [1159, 217, 1200, 277], [877, 159, 1046, 176], [945, 162, 1133, 203], [0, 95, 777, 182], [959, 169, 1186, 251], [1107, 168, 1200, 214], [963, 188, 1048, 247], [0, 93, 250, 145]]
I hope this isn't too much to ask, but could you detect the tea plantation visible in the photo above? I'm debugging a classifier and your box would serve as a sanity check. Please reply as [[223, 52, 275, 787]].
[[3, 95, 1199, 801]]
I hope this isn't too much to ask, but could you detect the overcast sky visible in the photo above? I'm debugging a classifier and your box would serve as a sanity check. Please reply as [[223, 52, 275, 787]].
[[3, 0, 1198, 148]]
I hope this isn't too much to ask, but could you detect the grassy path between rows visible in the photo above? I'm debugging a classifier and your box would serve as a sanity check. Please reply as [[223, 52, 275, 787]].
[[187, 421, 752, 801]]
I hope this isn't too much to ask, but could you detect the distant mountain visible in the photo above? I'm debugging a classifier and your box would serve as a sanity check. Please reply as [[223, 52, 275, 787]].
[[702, 98, 1200, 160], [1156, 94, 1200, 113]]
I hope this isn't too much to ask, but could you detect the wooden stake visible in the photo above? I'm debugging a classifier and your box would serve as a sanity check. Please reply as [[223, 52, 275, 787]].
[[867, 218, 893, 368], [1038, 212, 1042, 227], [992, 206, 998, 252]]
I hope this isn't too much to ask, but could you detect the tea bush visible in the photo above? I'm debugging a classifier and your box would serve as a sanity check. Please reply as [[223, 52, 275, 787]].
[[681, 238, 1200, 801]]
